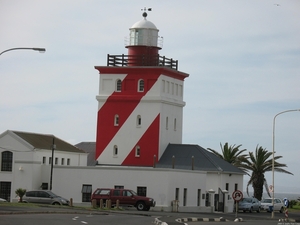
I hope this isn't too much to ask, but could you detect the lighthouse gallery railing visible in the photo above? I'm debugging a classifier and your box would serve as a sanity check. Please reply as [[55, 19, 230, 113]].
[[107, 54, 178, 70]]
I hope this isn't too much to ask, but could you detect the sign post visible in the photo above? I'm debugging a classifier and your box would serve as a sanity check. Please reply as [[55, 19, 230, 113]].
[[232, 190, 243, 218]]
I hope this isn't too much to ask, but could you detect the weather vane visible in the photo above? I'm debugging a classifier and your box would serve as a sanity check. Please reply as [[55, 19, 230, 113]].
[[141, 7, 152, 18]]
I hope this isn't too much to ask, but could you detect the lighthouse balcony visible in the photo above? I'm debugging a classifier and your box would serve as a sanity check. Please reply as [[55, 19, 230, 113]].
[[107, 54, 178, 70]]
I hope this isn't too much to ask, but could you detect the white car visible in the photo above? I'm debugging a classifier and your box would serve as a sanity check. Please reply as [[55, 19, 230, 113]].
[[260, 198, 284, 213], [0, 198, 7, 202]]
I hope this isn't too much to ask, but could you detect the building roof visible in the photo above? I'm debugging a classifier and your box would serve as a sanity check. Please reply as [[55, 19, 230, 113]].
[[75, 142, 97, 166], [9, 130, 85, 153], [156, 144, 244, 174]]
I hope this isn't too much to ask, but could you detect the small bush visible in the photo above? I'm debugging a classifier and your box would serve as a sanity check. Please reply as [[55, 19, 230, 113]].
[[15, 188, 26, 202]]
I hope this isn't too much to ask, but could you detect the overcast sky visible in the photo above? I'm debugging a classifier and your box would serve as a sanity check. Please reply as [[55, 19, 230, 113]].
[[1, 0, 299, 195]]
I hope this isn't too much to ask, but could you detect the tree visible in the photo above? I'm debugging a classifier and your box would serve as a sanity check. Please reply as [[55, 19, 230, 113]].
[[243, 146, 293, 201], [207, 142, 248, 171], [15, 188, 26, 203]]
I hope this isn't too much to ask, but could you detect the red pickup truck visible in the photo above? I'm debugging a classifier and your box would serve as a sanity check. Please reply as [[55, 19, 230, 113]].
[[91, 188, 155, 211]]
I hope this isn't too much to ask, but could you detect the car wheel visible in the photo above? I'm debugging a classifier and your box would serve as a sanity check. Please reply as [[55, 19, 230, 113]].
[[279, 207, 283, 213], [243, 210, 246, 213], [249, 207, 253, 213], [257, 207, 260, 213], [136, 202, 146, 211], [53, 202, 60, 205]]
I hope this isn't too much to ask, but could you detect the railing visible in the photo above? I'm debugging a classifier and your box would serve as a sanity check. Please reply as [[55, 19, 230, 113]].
[[107, 54, 178, 70]]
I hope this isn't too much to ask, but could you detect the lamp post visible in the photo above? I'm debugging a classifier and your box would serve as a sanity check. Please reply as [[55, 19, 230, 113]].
[[49, 137, 56, 190], [0, 47, 46, 56], [271, 109, 300, 218]]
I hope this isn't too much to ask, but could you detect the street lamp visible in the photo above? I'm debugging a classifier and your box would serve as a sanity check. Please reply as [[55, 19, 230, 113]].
[[0, 47, 46, 56], [271, 109, 300, 218]]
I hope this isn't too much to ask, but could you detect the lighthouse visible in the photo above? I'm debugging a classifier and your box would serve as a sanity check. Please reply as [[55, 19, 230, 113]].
[[94, 11, 189, 166]]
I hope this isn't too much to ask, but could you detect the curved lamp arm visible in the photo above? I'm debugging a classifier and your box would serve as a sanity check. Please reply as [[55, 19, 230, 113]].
[[0, 47, 46, 56]]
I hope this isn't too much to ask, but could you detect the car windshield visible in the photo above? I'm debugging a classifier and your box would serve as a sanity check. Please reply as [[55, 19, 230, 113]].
[[261, 199, 272, 203]]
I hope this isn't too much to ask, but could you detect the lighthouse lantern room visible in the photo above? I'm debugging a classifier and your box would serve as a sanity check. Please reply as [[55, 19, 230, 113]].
[[95, 11, 189, 167]]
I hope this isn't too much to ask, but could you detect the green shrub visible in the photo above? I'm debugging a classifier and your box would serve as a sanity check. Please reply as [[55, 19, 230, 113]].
[[15, 188, 26, 202]]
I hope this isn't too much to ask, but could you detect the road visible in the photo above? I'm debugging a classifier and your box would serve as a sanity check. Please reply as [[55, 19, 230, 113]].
[[1, 204, 300, 225], [0, 213, 155, 225]]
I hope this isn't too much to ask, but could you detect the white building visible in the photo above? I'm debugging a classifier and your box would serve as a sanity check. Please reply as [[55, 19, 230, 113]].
[[0, 12, 244, 212]]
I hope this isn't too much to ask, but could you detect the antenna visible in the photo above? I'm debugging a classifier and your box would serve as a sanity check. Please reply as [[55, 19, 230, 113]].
[[141, 7, 152, 18]]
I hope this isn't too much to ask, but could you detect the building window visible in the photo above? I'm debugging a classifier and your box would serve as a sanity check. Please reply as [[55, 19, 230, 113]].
[[55, 157, 58, 165], [183, 188, 187, 206], [1, 151, 13, 171], [197, 189, 201, 206], [138, 79, 144, 92], [175, 188, 179, 201], [42, 157, 46, 164], [116, 79, 122, 92], [136, 115, 141, 127], [135, 146, 140, 157], [114, 114, 119, 126], [235, 183, 238, 191], [113, 145, 118, 156], [41, 183, 48, 190], [137, 187, 147, 196], [0, 182, 11, 202], [61, 158, 65, 165], [82, 184, 92, 202], [114, 185, 124, 189], [226, 183, 229, 191], [67, 158, 70, 165]]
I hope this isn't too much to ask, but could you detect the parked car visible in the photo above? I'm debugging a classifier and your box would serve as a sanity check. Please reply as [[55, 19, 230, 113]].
[[236, 197, 261, 213], [22, 190, 69, 205], [0, 198, 7, 202], [260, 198, 284, 213], [91, 188, 155, 211]]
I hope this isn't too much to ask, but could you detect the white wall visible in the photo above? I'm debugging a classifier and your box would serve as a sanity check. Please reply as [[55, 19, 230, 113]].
[[50, 165, 241, 212]]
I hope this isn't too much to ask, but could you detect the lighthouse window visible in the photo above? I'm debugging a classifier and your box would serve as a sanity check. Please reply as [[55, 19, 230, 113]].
[[114, 114, 119, 126], [138, 79, 144, 92], [135, 146, 140, 157], [113, 145, 118, 157], [136, 115, 142, 127], [116, 79, 122, 92]]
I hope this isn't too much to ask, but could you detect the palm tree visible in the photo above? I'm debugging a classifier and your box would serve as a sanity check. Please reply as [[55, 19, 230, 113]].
[[243, 146, 293, 201], [207, 142, 248, 171], [15, 188, 26, 203]]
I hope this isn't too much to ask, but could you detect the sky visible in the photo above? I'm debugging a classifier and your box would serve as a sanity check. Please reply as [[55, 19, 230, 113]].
[[1, 0, 299, 195]]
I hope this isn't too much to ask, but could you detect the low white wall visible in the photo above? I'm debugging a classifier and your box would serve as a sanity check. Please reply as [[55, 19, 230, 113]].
[[52, 166, 208, 210]]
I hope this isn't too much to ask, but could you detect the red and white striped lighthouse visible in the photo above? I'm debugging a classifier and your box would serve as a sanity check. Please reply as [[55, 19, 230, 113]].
[[94, 12, 189, 166]]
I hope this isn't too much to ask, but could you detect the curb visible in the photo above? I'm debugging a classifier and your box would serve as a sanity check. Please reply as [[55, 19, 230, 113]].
[[176, 217, 229, 222]]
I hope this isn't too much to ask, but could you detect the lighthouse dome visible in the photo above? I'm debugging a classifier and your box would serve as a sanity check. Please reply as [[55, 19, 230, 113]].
[[131, 19, 158, 30]]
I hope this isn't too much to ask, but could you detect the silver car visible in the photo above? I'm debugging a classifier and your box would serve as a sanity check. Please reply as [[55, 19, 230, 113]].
[[260, 198, 284, 213], [22, 190, 69, 205], [237, 197, 261, 213]]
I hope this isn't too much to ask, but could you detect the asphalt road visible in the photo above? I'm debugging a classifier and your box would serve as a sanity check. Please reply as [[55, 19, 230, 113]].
[[0, 213, 156, 225], [1, 204, 300, 225]]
